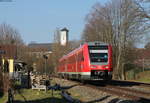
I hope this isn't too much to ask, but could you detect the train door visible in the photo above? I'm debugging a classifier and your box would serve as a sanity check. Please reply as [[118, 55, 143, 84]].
[[65, 59, 67, 73], [75, 54, 78, 73], [78, 51, 84, 72]]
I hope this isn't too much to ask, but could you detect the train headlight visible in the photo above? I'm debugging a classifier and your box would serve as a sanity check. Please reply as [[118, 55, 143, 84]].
[[105, 66, 109, 69]]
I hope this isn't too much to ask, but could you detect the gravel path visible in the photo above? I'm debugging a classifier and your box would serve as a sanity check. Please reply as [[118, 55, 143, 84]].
[[52, 78, 142, 103]]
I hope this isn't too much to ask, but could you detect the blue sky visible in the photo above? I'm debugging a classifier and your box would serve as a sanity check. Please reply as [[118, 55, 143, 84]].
[[0, 0, 108, 44]]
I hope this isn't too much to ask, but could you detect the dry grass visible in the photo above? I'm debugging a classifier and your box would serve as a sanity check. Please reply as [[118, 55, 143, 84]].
[[136, 71, 150, 83], [0, 89, 67, 103]]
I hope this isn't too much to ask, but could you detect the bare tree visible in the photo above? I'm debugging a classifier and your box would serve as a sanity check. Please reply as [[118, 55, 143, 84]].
[[0, 23, 24, 93], [82, 0, 150, 80], [145, 42, 150, 49], [0, 23, 25, 61], [0, 23, 23, 45]]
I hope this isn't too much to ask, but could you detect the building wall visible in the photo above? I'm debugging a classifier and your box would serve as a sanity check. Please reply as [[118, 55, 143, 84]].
[[60, 31, 68, 46], [8, 59, 14, 73], [2, 59, 14, 73]]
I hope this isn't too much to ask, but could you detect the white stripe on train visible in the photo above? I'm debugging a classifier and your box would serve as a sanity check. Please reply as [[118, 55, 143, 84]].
[[58, 72, 91, 75]]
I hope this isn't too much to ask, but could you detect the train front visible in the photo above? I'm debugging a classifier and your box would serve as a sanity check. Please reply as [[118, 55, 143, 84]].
[[87, 42, 112, 80]]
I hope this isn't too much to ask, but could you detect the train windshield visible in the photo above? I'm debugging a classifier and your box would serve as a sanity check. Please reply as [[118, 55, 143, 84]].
[[88, 46, 108, 65]]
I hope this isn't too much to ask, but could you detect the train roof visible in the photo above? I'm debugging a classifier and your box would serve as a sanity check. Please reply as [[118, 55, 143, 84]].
[[87, 41, 108, 46], [59, 41, 110, 61], [59, 44, 85, 61]]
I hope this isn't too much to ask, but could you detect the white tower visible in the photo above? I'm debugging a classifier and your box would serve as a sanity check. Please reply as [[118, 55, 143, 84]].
[[60, 28, 69, 46]]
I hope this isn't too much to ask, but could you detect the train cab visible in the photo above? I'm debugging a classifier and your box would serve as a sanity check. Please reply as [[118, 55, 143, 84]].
[[86, 42, 112, 80]]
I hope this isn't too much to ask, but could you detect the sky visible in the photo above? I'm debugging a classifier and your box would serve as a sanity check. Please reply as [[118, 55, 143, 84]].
[[0, 0, 108, 44]]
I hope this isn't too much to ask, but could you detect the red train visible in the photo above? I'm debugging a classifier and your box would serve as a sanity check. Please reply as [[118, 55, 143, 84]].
[[58, 41, 113, 80]]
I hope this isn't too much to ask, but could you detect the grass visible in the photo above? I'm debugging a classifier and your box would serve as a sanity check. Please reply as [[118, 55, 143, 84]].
[[0, 89, 67, 103], [0, 78, 68, 103], [137, 78, 150, 83], [0, 93, 7, 103], [135, 71, 150, 83]]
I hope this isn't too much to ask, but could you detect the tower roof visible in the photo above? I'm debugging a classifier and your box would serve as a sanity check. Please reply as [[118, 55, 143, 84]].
[[61, 27, 69, 32]]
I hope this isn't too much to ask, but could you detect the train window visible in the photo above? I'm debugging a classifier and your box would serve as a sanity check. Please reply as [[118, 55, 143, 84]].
[[82, 57, 84, 61], [90, 53, 108, 62], [88, 45, 108, 50], [88, 45, 108, 65]]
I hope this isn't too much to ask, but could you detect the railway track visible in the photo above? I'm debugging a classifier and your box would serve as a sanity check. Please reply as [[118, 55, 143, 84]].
[[85, 84, 150, 102], [85, 81, 150, 102], [53, 77, 150, 102], [110, 80, 150, 88]]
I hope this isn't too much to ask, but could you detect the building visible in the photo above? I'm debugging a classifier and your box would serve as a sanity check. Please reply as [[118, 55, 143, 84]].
[[0, 45, 17, 76], [28, 43, 53, 58], [60, 28, 69, 46], [28, 27, 69, 57]]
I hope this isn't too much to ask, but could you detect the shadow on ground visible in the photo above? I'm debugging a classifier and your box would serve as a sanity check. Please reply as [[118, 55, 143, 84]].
[[85, 95, 111, 103], [87, 80, 150, 87], [85, 96, 150, 103], [108, 98, 150, 103], [13, 97, 67, 103], [11, 83, 80, 103], [48, 84, 78, 91], [0, 90, 4, 98], [60, 84, 78, 90], [109, 80, 150, 87]]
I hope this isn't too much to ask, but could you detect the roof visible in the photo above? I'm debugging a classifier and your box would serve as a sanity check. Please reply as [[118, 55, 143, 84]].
[[87, 41, 108, 46], [135, 48, 150, 59], [28, 43, 53, 51], [59, 44, 84, 62], [59, 41, 109, 61], [61, 27, 69, 32]]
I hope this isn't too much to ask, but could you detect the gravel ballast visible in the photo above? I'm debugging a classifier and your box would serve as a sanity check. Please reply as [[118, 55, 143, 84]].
[[52, 78, 142, 103]]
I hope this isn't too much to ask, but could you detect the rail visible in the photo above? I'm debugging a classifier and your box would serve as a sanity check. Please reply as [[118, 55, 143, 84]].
[[53, 76, 150, 102]]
